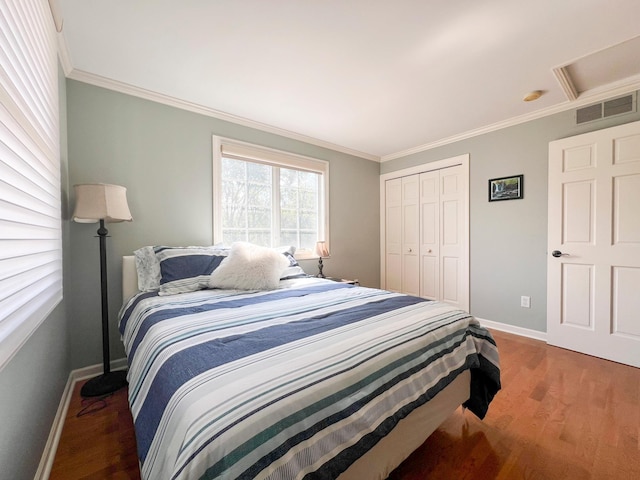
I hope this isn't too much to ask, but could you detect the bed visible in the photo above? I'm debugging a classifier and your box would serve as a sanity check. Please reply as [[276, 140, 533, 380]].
[[119, 245, 500, 480]]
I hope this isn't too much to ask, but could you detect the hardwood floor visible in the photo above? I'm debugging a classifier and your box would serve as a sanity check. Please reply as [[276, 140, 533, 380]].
[[49, 381, 139, 480], [50, 330, 639, 479], [390, 330, 640, 479]]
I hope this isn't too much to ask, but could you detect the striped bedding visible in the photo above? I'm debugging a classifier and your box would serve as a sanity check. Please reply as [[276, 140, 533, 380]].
[[118, 277, 500, 480]]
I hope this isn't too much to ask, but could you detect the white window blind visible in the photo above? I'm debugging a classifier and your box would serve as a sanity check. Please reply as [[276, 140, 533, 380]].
[[0, 0, 62, 370], [212, 136, 329, 258]]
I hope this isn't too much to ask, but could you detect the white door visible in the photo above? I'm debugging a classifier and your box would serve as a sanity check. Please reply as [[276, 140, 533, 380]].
[[419, 166, 469, 311], [384, 175, 419, 295], [419, 170, 439, 300], [439, 165, 468, 311], [547, 120, 640, 368], [401, 175, 420, 296], [385, 178, 402, 292]]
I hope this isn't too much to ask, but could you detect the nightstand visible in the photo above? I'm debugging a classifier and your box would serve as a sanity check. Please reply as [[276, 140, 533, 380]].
[[325, 277, 359, 286]]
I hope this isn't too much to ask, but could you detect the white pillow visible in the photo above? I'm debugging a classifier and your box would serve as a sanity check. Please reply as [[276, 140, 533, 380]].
[[209, 242, 289, 290]]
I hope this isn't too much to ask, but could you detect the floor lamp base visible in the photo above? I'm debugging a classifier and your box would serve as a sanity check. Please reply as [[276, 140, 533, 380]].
[[80, 370, 128, 397]]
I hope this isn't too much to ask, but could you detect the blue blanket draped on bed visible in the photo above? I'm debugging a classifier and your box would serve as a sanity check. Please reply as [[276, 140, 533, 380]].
[[119, 278, 500, 480]]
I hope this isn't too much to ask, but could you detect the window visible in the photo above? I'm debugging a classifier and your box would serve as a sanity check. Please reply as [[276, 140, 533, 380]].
[[0, 0, 62, 370], [213, 137, 328, 258]]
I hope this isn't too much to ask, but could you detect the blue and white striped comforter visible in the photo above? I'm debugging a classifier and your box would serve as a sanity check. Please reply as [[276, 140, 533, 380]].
[[119, 277, 500, 480]]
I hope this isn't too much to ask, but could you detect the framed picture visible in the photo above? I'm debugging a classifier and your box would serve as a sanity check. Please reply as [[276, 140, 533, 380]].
[[488, 174, 523, 202]]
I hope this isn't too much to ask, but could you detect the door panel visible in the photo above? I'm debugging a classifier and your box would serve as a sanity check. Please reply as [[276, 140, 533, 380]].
[[563, 144, 595, 171], [402, 176, 420, 296], [385, 179, 402, 292], [439, 165, 467, 311], [614, 133, 640, 164], [561, 263, 594, 328], [419, 170, 439, 300], [421, 256, 438, 299], [442, 200, 459, 245], [563, 181, 594, 244], [612, 266, 640, 337], [548, 120, 640, 367], [613, 174, 640, 243], [441, 256, 459, 304]]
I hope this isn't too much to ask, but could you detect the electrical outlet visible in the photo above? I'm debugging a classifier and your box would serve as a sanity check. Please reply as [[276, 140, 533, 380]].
[[521, 296, 531, 308]]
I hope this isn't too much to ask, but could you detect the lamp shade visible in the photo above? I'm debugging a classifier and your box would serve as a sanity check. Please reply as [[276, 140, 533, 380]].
[[315, 241, 330, 258], [72, 183, 133, 223]]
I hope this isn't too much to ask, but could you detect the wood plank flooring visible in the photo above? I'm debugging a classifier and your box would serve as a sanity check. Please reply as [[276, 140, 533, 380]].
[[50, 330, 640, 479], [48, 381, 139, 479]]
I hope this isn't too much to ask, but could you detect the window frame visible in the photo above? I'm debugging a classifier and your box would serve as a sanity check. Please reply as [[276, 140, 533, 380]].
[[212, 136, 329, 259]]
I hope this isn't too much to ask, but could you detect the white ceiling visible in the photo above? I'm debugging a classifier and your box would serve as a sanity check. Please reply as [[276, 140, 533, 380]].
[[55, 0, 640, 161]]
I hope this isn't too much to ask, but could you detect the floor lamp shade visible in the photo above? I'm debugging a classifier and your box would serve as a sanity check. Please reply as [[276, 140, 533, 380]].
[[72, 183, 132, 223], [73, 183, 132, 397]]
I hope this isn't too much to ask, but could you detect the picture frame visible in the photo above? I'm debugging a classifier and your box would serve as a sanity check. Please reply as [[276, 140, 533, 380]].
[[488, 174, 523, 202]]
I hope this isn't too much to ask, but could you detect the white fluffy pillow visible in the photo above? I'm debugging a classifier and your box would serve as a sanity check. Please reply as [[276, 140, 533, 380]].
[[209, 242, 289, 290]]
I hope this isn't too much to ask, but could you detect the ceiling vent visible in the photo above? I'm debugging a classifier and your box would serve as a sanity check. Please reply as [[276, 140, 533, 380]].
[[575, 92, 636, 125]]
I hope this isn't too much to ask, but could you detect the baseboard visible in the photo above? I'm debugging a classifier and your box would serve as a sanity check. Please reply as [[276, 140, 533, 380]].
[[33, 373, 74, 480], [34, 358, 128, 480], [72, 357, 128, 382], [476, 317, 547, 342]]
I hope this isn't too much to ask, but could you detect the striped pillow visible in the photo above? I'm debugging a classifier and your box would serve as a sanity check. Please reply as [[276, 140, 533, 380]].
[[156, 246, 228, 295]]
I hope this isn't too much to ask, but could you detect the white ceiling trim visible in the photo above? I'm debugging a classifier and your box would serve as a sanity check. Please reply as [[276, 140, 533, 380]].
[[552, 67, 579, 102], [381, 78, 640, 162], [55, 31, 73, 76], [65, 68, 380, 162], [63, 67, 640, 164], [57, 36, 640, 165]]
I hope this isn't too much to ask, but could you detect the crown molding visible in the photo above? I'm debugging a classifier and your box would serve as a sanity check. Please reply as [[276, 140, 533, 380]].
[[65, 69, 379, 162], [381, 80, 640, 162], [60, 62, 640, 165], [49, 0, 73, 75], [47, 0, 63, 32], [56, 32, 73, 76], [552, 66, 578, 101]]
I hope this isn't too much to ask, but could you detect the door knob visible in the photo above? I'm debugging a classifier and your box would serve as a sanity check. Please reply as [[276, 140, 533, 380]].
[[551, 250, 569, 258]]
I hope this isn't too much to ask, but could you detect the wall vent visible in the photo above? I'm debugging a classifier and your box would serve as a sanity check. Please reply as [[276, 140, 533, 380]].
[[576, 103, 603, 124], [575, 92, 636, 125]]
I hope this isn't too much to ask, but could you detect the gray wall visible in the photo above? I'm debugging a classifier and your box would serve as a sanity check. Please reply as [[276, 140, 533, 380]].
[[382, 104, 640, 333], [66, 80, 381, 369], [0, 63, 70, 480]]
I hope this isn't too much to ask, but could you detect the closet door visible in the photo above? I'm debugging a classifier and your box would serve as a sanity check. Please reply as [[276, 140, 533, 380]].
[[402, 175, 420, 296], [385, 178, 402, 292], [381, 154, 469, 310], [419, 165, 468, 311], [439, 165, 467, 311], [419, 171, 440, 300], [384, 175, 420, 295]]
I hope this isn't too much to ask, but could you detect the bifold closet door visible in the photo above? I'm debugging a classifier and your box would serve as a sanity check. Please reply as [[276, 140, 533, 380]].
[[419, 165, 467, 310], [401, 175, 420, 296], [419, 171, 439, 300], [384, 176, 419, 295], [385, 178, 402, 292]]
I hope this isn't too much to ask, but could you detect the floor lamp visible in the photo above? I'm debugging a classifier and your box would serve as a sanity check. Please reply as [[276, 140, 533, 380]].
[[73, 183, 132, 397]]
